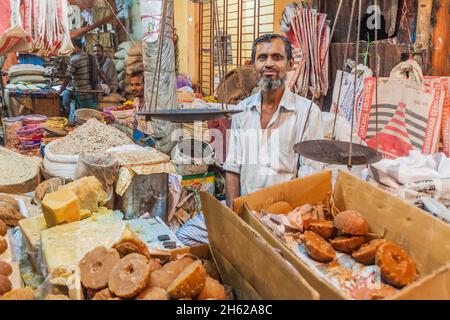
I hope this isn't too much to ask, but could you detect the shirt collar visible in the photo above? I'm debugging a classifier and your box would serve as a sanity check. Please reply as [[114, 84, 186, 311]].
[[250, 87, 296, 112]]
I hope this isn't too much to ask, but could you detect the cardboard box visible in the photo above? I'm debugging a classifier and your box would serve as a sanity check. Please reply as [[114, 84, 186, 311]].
[[234, 170, 450, 300], [200, 192, 319, 300]]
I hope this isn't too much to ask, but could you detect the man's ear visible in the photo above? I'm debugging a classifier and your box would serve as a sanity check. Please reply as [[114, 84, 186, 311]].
[[287, 58, 294, 72]]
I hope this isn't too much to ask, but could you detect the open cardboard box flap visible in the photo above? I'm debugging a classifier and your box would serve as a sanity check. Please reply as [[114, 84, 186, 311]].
[[234, 170, 450, 300], [200, 192, 319, 300]]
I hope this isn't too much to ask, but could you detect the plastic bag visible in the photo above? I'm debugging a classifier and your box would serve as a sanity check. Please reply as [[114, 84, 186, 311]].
[[74, 152, 119, 207]]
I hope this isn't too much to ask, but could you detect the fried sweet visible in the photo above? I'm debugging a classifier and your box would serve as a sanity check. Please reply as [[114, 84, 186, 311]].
[[1, 287, 35, 300], [148, 258, 162, 273], [197, 276, 227, 300], [304, 219, 336, 240], [0, 236, 7, 255], [162, 257, 195, 277], [266, 201, 293, 214], [333, 210, 369, 235], [79, 246, 120, 290], [375, 242, 418, 287], [113, 236, 150, 259], [0, 206, 23, 227], [0, 195, 20, 212], [0, 261, 12, 276], [0, 274, 12, 295], [137, 287, 168, 300], [91, 288, 115, 300], [148, 270, 177, 290], [303, 231, 336, 262], [108, 253, 150, 298], [329, 236, 367, 253], [167, 260, 207, 299], [45, 294, 70, 300], [352, 239, 386, 265], [0, 220, 7, 237]]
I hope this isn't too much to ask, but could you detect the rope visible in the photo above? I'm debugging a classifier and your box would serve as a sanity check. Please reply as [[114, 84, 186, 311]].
[[331, 0, 357, 140], [348, 0, 363, 170]]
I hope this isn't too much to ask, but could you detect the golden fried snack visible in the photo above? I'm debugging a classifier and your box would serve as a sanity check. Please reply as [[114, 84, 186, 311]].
[[352, 239, 386, 265], [0, 195, 20, 212], [79, 246, 120, 290], [0, 236, 7, 255], [167, 260, 207, 299], [0, 220, 7, 237], [333, 210, 369, 235], [108, 253, 150, 298], [304, 219, 336, 240], [197, 276, 227, 300], [0, 261, 12, 277], [329, 235, 367, 253], [91, 288, 115, 300], [266, 201, 294, 214], [375, 242, 418, 287], [148, 270, 176, 290], [1, 287, 35, 300], [0, 274, 12, 295], [303, 231, 336, 262], [0, 206, 23, 227], [162, 257, 195, 277], [113, 236, 150, 259], [137, 287, 168, 300], [148, 258, 162, 273]]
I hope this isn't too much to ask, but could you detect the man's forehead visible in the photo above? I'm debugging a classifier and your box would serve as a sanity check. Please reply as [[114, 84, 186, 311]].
[[255, 38, 286, 55]]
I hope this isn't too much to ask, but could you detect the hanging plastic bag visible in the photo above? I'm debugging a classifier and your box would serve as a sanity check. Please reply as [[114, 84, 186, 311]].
[[74, 152, 119, 207]]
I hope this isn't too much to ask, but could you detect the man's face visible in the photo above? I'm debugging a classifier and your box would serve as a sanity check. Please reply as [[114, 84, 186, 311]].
[[253, 38, 293, 91], [131, 75, 145, 98], [93, 46, 104, 60]]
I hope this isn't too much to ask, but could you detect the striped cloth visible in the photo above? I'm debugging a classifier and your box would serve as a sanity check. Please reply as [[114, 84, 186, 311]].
[[175, 214, 209, 246], [66, 51, 96, 100]]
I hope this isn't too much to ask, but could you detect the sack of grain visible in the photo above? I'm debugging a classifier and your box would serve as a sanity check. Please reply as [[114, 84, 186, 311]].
[[127, 41, 142, 57], [125, 55, 143, 66], [118, 41, 132, 52], [114, 49, 128, 60], [118, 71, 125, 81], [126, 62, 144, 75], [10, 75, 47, 84], [8, 64, 46, 77], [101, 93, 125, 103], [115, 60, 125, 73]]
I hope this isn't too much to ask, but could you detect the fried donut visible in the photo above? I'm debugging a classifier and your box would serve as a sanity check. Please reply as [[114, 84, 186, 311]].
[[79, 246, 120, 290], [333, 210, 369, 235], [304, 231, 336, 262], [329, 235, 367, 253], [304, 219, 336, 240], [352, 239, 386, 265]]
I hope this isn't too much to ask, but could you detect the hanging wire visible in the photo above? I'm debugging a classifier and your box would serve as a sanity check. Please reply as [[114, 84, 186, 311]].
[[299, 0, 344, 143], [330, 0, 358, 140], [374, 0, 379, 152], [149, 0, 169, 112], [103, 1, 140, 48], [153, 0, 171, 111], [348, 0, 363, 170]]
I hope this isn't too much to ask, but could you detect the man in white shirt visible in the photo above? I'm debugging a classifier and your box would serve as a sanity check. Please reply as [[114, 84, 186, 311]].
[[224, 34, 323, 207]]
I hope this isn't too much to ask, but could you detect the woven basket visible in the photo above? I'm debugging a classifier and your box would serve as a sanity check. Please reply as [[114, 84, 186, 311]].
[[75, 109, 104, 126]]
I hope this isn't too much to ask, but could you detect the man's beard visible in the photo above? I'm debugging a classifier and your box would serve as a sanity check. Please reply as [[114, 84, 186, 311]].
[[258, 76, 285, 92]]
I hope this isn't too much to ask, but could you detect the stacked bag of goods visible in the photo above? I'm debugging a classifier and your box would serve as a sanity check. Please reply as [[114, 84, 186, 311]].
[[43, 119, 133, 180], [97, 93, 126, 111], [114, 42, 132, 93], [124, 41, 143, 100], [6, 64, 47, 89], [16, 115, 47, 154]]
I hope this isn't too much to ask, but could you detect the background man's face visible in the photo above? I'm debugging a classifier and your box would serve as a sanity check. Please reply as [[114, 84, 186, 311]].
[[93, 46, 104, 60], [254, 38, 293, 91], [131, 75, 145, 98]]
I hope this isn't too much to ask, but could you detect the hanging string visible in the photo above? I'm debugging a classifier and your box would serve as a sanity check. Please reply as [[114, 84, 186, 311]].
[[153, 0, 171, 111], [103, 0, 140, 48], [330, 0, 357, 140], [348, 0, 363, 170], [299, 0, 344, 143]]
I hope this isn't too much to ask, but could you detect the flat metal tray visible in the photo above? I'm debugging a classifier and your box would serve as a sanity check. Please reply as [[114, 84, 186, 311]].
[[294, 140, 382, 165], [138, 109, 242, 122]]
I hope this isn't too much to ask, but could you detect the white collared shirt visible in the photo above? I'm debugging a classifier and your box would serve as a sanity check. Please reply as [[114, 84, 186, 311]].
[[223, 87, 323, 196]]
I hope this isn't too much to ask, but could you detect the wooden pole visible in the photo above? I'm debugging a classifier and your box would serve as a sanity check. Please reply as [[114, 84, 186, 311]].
[[431, 0, 450, 76]]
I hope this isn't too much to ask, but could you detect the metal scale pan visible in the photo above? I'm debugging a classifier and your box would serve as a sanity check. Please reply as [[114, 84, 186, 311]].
[[294, 140, 382, 165], [138, 109, 242, 123]]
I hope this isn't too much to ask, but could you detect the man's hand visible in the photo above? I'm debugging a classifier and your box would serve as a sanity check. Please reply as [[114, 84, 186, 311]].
[[225, 171, 240, 209]]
